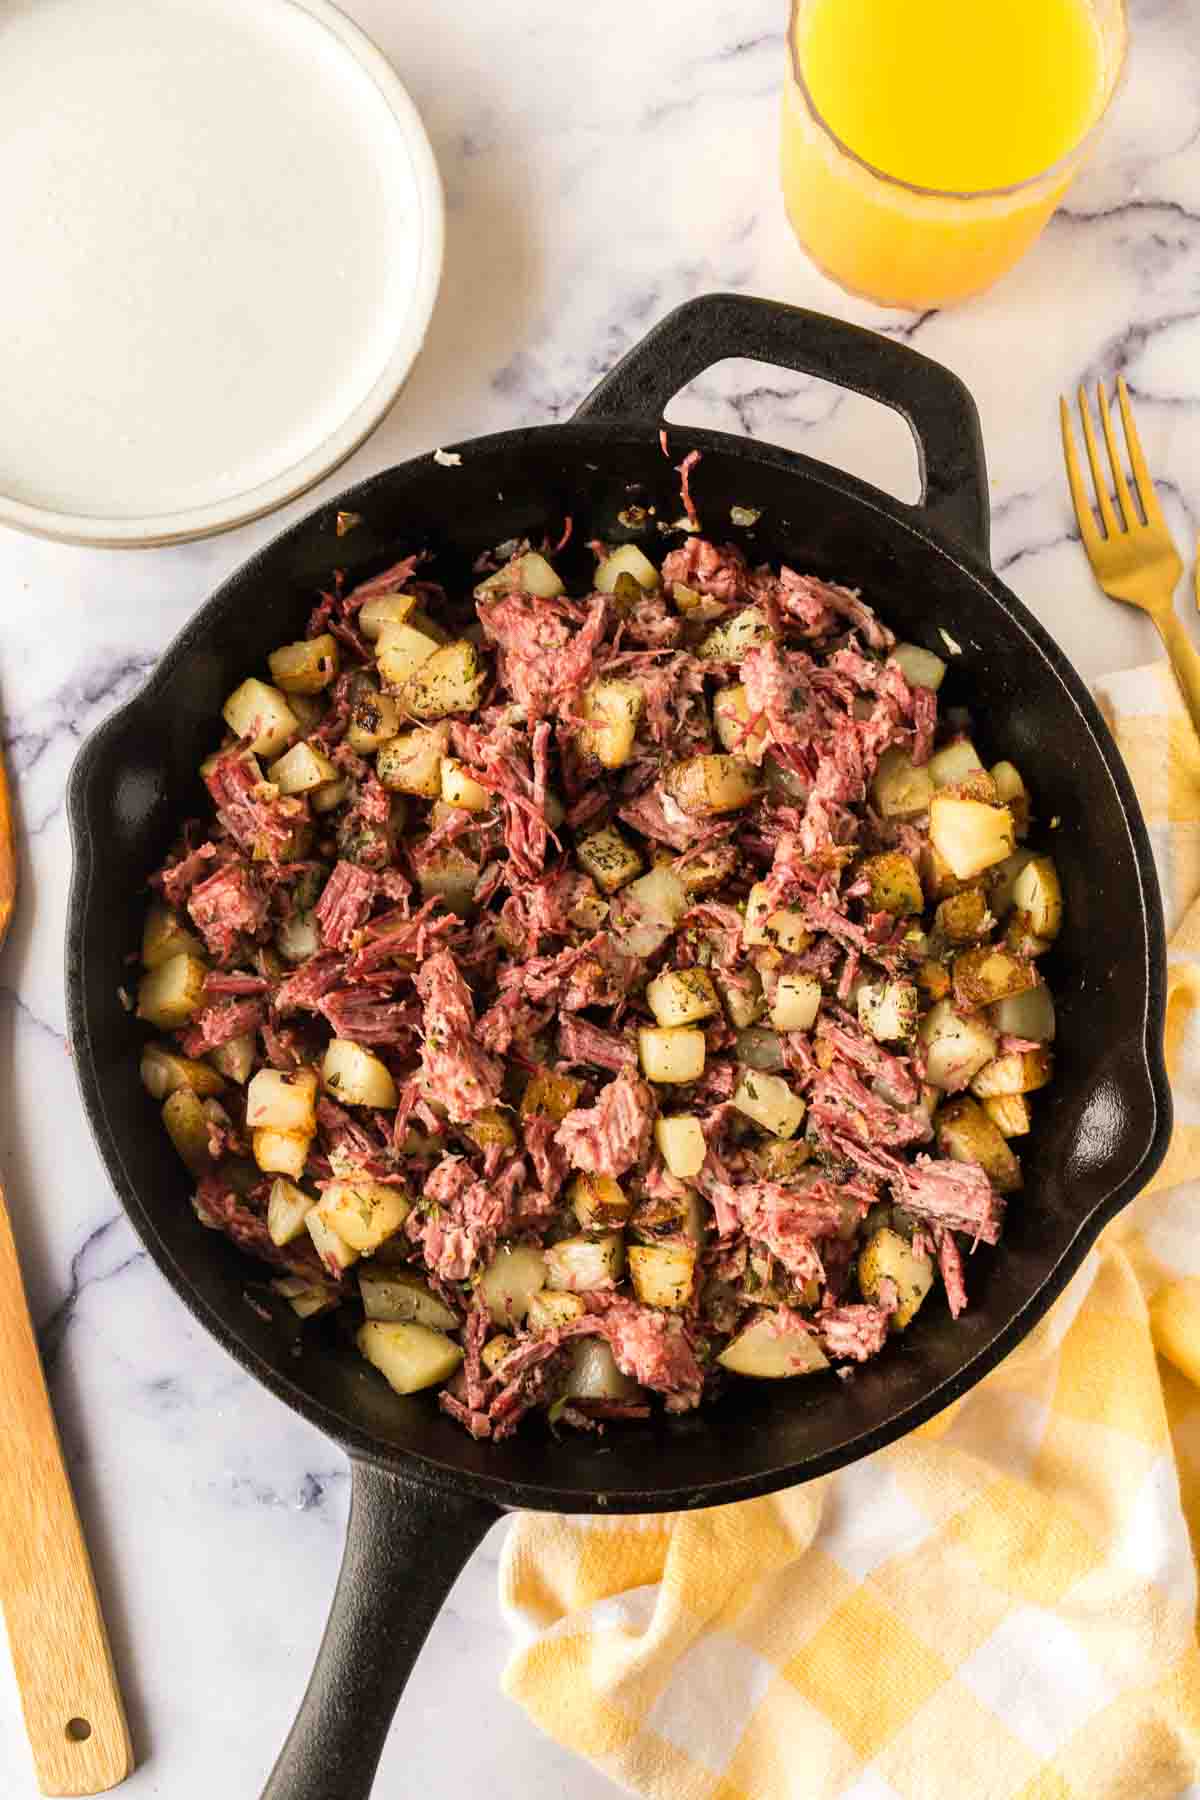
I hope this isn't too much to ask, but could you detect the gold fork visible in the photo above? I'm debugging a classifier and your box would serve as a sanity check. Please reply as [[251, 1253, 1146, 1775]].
[[1061, 377, 1200, 739]]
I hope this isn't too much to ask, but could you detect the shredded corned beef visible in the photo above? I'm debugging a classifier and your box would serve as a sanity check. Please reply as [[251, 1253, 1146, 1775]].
[[139, 506, 1059, 1440], [556, 1073, 655, 1177]]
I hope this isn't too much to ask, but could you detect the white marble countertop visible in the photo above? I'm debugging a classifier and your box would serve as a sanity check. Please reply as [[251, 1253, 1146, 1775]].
[[0, 0, 1196, 1794]]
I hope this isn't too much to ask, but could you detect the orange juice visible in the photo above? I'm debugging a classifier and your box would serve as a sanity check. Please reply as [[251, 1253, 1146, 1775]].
[[782, 0, 1124, 307]]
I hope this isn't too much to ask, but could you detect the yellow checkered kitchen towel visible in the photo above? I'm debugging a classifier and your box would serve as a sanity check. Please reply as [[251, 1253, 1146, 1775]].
[[501, 661, 1200, 1800]]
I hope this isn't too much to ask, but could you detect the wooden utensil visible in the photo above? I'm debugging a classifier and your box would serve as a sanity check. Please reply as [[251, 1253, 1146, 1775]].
[[0, 746, 133, 1794], [1060, 376, 1200, 739]]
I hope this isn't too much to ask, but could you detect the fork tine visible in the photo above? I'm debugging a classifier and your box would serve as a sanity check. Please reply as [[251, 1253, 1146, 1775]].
[[1077, 387, 1120, 539], [1059, 396, 1101, 553], [1097, 383, 1137, 529], [1117, 376, 1167, 528]]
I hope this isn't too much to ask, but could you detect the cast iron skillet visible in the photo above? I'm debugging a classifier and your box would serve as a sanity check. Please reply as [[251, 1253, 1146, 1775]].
[[66, 294, 1170, 1798]]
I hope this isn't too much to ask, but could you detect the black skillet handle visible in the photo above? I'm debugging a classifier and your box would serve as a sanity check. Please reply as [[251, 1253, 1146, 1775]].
[[261, 1461, 501, 1800], [574, 292, 990, 560]]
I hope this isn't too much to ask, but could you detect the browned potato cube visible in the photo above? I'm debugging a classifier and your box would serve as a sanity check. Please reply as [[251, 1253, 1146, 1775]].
[[934, 887, 991, 943], [952, 946, 1038, 1009], [936, 1094, 1022, 1192], [859, 851, 924, 917], [982, 1093, 1032, 1138], [970, 1046, 1054, 1099], [663, 754, 758, 817], [521, 1069, 583, 1124], [916, 959, 952, 1002]]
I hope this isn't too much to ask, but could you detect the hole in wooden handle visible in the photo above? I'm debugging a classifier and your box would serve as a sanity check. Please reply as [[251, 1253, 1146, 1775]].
[[65, 1717, 92, 1742]]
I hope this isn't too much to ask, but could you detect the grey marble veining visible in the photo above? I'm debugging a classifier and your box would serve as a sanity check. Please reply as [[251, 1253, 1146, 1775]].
[[0, 0, 1196, 1794]]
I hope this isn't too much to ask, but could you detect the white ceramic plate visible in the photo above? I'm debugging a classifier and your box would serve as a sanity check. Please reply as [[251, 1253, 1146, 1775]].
[[0, 0, 443, 547]]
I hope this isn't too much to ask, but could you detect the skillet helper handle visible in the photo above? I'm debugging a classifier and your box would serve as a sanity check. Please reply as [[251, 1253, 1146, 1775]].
[[0, 1187, 133, 1795], [262, 1462, 500, 1800], [574, 291, 991, 559]]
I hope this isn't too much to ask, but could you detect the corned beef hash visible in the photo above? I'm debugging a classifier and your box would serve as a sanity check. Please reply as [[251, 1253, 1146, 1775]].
[[134, 501, 1062, 1440]]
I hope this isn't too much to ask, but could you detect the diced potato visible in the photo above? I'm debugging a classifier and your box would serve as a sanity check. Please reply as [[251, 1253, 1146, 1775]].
[[655, 1115, 707, 1180], [754, 1137, 812, 1182], [268, 634, 340, 695], [575, 824, 643, 895], [718, 1310, 830, 1378], [277, 909, 321, 964], [305, 1207, 359, 1274], [141, 902, 205, 970], [358, 1267, 458, 1331], [267, 1177, 315, 1247], [545, 1233, 625, 1293], [628, 1243, 696, 1310], [714, 965, 764, 1029], [609, 861, 690, 961], [569, 1173, 633, 1229], [713, 684, 768, 759], [210, 1032, 256, 1084], [162, 1089, 213, 1174], [986, 849, 1036, 917], [1004, 918, 1052, 960], [742, 883, 811, 952], [991, 762, 1030, 836], [376, 723, 451, 796], [401, 640, 486, 719], [934, 887, 991, 942], [358, 591, 418, 640], [516, 550, 565, 597], [375, 621, 441, 688], [952, 946, 1037, 1008], [698, 608, 773, 661], [872, 747, 934, 819], [246, 1067, 318, 1135], [140, 1043, 224, 1102], [317, 1178, 410, 1254], [735, 1027, 786, 1073], [311, 777, 350, 814], [770, 972, 822, 1033], [639, 1026, 706, 1085], [416, 847, 480, 916], [936, 1095, 1022, 1192], [322, 1040, 397, 1110], [346, 681, 401, 753], [527, 1289, 586, 1332], [222, 678, 298, 760], [268, 740, 337, 795], [646, 968, 720, 1029], [858, 1227, 934, 1329], [565, 1339, 638, 1401], [478, 1245, 548, 1326], [521, 1069, 582, 1123], [1011, 855, 1063, 941], [274, 1278, 339, 1321], [136, 952, 208, 1029], [916, 959, 952, 1002], [440, 757, 490, 813], [929, 793, 1015, 880], [595, 543, 659, 593], [920, 841, 973, 903], [989, 984, 1056, 1043], [927, 738, 983, 789], [580, 679, 645, 770], [860, 851, 924, 917], [252, 1127, 311, 1180], [732, 1070, 806, 1139], [919, 999, 998, 1091], [889, 642, 946, 691], [462, 1108, 517, 1155], [481, 1333, 516, 1376], [357, 1321, 463, 1395], [982, 1094, 1033, 1138], [674, 844, 740, 897], [970, 1047, 1054, 1099], [663, 754, 757, 817], [857, 979, 918, 1043]]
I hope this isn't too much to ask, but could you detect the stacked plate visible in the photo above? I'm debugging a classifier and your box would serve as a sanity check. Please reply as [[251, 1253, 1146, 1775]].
[[0, 0, 443, 545]]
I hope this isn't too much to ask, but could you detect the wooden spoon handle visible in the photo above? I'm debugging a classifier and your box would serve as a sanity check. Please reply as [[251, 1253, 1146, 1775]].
[[0, 1187, 133, 1794]]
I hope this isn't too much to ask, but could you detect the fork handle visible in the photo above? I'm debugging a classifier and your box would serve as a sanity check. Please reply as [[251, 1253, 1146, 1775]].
[[1151, 605, 1200, 746]]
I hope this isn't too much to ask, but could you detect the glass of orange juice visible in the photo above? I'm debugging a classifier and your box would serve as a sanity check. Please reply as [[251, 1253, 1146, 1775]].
[[782, 0, 1126, 309]]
